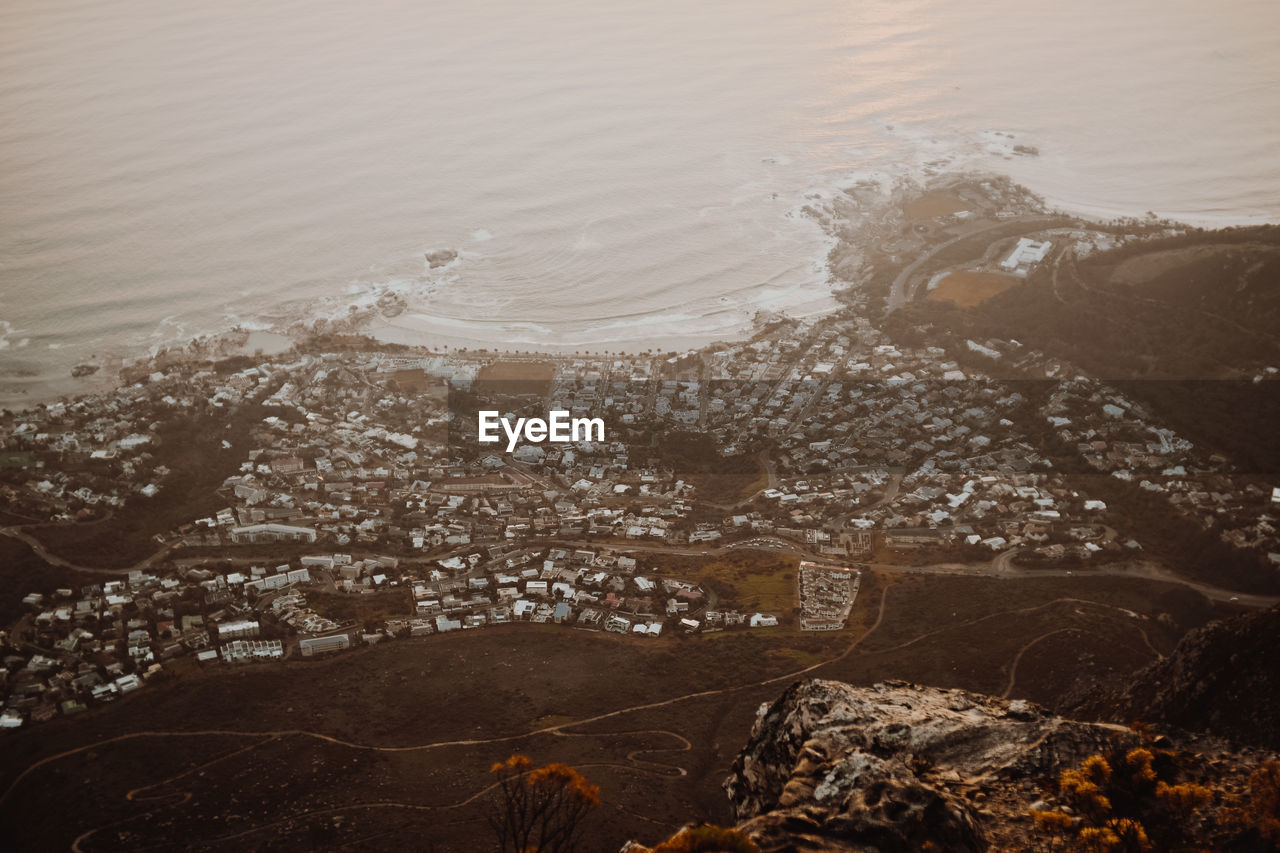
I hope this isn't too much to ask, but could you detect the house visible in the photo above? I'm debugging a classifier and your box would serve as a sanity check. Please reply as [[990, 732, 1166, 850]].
[[230, 523, 316, 544], [114, 674, 142, 693], [299, 634, 351, 656], [999, 237, 1052, 274], [221, 639, 285, 662], [217, 619, 259, 639], [271, 456, 306, 474], [884, 528, 944, 548]]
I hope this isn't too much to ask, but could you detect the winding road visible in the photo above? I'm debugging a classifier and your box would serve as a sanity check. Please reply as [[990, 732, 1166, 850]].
[[0, 524, 178, 576], [0, 576, 1203, 849], [2, 585, 893, 850], [886, 216, 1065, 312]]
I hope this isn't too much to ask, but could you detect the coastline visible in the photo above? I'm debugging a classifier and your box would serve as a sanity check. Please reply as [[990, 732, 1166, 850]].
[[1, 169, 1269, 416]]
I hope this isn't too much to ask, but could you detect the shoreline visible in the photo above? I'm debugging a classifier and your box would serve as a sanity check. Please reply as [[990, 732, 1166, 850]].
[[2, 170, 1270, 415]]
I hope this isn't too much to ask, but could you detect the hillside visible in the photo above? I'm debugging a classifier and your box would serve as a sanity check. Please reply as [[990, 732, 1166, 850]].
[[1073, 605, 1280, 751], [891, 225, 1280, 473], [913, 225, 1280, 380]]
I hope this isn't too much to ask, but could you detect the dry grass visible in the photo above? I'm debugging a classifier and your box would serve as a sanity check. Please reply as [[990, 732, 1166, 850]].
[[528, 713, 577, 731], [928, 270, 1020, 307], [1107, 244, 1256, 286], [695, 552, 798, 616], [903, 192, 970, 222], [475, 361, 557, 396], [306, 587, 413, 625], [389, 369, 447, 395], [688, 467, 767, 507]]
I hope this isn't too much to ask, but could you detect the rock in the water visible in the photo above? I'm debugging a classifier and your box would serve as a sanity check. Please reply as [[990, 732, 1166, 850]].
[[424, 248, 458, 268]]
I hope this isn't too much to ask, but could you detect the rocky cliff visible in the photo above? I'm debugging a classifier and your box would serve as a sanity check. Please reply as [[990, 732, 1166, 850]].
[[722, 679, 1131, 852], [628, 679, 1278, 852]]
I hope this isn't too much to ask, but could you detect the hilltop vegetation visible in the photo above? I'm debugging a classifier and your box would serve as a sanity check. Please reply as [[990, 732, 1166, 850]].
[[893, 225, 1280, 472], [890, 225, 1280, 377]]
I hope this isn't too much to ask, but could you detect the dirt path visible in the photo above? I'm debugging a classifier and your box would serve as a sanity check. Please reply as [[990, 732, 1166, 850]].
[[999, 628, 1081, 699], [862, 596, 1152, 657], [2, 586, 891, 808], [3, 583, 1174, 848], [0, 524, 178, 576], [13, 589, 1171, 816], [10, 586, 891, 849], [63, 727, 693, 852]]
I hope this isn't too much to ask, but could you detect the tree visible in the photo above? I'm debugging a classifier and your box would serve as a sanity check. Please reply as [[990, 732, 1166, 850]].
[[484, 754, 600, 853]]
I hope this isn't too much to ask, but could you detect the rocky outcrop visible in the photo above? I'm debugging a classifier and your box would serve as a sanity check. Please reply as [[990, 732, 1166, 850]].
[[423, 248, 458, 268], [1072, 604, 1280, 749], [624, 678, 1277, 852], [722, 680, 1132, 852]]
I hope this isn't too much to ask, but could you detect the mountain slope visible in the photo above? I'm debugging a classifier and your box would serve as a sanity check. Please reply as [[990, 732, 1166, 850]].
[[1074, 605, 1280, 750]]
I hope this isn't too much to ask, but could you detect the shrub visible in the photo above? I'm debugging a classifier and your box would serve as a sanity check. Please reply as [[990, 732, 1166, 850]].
[[649, 824, 760, 853], [484, 754, 600, 853], [1233, 760, 1280, 843]]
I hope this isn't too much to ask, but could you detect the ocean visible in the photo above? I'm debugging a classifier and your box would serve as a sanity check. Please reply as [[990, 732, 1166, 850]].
[[1, 0, 1278, 406]]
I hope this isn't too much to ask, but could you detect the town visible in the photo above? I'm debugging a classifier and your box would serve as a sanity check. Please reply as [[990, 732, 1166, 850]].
[[1, 177, 1276, 731]]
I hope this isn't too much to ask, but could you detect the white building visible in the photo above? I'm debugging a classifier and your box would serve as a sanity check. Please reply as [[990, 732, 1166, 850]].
[[1000, 238, 1052, 275], [230, 523, 317, 544], [299, 634, 350, 656], [222, 639, 285, 662], [218, 619, 260, 639]]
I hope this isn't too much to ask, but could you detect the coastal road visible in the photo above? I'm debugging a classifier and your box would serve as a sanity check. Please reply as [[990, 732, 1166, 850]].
[[855, 550, 1280, 609], [886, 216, 1064, 312], [7, 518, 1277, 610], [540, 536, 1280, 609]]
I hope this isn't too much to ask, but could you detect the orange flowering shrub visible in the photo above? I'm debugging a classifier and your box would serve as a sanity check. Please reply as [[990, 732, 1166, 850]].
[[649, 824, 760, 853], [484, 754, 600, 853]]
